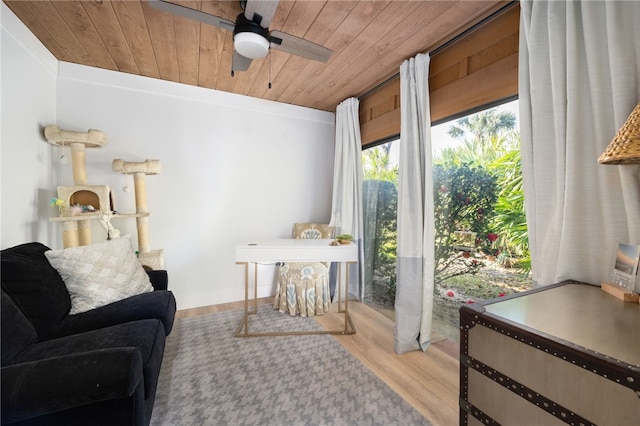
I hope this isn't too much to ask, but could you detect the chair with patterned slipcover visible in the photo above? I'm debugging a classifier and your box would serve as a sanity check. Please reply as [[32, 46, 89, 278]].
[[273, 223, 334, 317]]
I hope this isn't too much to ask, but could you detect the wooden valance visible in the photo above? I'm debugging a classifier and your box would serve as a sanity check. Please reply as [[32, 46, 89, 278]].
[[359, 3, 520, 147]]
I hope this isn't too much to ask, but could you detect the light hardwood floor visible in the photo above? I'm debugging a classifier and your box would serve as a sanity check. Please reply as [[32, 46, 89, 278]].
[[176, 299, 460, 426]]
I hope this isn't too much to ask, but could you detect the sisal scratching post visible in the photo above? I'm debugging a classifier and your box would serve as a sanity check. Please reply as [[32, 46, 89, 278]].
[[137, 216, 150, 253], [134, 172, 148, 213], [70, 143, 87, 185], [133, 172, 149, 251], [62, 221, 80, 248], [77, 220, 92, 246]]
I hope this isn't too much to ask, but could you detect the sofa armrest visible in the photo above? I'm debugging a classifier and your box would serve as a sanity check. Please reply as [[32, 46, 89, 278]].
[[146, 269, 168, 291], [1, 348, 143, 424]]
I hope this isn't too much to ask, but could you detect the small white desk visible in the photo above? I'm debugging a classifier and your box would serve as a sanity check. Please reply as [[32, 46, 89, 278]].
[[235, 239, 358, 337]]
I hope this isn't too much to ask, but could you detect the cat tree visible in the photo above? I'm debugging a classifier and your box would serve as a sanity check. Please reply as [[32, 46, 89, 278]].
[[45, 125, 163, 269]]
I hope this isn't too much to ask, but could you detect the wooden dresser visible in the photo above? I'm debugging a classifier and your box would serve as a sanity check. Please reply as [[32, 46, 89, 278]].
[[459, 281, 640, 425]]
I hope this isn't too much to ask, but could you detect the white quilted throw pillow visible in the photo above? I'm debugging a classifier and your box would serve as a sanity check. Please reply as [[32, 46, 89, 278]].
[[45, 235, 153, 314]]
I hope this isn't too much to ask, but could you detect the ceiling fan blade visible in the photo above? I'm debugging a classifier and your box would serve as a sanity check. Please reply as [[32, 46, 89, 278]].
[[244, 0, 279, 28], [232, 51, 253, 72], [148, 0, 235, 32], [270, 31, 332, 63]]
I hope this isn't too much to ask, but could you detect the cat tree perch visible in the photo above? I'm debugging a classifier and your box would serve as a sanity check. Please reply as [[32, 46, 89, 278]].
[[45, 125, 163, 269]]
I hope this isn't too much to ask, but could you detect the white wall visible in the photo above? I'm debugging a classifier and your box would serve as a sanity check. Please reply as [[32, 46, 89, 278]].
[[1, 3, 59, 248], [2, 4, 336, 309]]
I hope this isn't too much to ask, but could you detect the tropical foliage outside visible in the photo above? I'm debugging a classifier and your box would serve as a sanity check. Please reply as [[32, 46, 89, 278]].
[[434, 107, 530, 281], [362, 103, 532, 338]]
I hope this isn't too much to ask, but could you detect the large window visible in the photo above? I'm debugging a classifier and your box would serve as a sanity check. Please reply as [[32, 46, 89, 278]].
[[361, 100, 532, 341], [362, 139, 399, 319], [359, 2, 523, 339], [360, 2, 530, 340]]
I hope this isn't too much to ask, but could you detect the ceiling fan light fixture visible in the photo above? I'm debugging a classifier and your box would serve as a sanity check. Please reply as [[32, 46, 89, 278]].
[[234, 32, 269, 59]]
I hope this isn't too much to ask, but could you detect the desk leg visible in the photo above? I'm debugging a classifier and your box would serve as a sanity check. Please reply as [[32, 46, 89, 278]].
[[344, 262, 349, 333], [339, 261, 356, 334], [335, 261, 355, 334], [235, 262, 249, 336], [235, 260, 356, 337], [253, 261, 258, 315], [236, 262, 261, 337], [337, 262, 342, 311]]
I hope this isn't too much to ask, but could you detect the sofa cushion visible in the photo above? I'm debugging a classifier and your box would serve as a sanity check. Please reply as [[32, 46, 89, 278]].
[[45, 235, 153, 315], [1, 291, 37, 366], [1, 242, 72, 330]]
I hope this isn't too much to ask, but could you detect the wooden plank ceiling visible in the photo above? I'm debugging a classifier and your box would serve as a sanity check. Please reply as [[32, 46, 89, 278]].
[[4, 0, 508, 112]]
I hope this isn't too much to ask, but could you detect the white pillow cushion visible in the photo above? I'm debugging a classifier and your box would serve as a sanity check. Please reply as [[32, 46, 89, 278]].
[[45, 235, 153, 314]]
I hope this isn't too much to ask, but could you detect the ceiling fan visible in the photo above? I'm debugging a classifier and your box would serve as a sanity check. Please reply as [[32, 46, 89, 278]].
[[148, 0, 333, 77]]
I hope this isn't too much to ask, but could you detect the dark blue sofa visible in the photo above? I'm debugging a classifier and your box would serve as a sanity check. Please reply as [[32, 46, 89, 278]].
[[1, 242, 177, 426]]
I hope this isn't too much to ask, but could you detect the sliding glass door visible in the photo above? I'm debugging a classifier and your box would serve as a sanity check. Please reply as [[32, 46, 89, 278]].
[[361, 99, 532, 342]]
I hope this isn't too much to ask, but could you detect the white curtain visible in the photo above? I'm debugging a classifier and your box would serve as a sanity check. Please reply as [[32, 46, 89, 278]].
[[330, 97, 365, 300], [394, 53, 434, 353], [519, 0, 640, 291]]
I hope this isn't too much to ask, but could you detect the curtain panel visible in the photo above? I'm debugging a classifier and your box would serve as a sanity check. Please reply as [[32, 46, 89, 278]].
[[519, 0, 640, 290], [394, 53, 435, 354], [330, 98, 365, 300]]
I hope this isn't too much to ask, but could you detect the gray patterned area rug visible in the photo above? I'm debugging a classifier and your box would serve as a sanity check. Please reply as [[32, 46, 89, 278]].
[[151, 304, 431, 426]]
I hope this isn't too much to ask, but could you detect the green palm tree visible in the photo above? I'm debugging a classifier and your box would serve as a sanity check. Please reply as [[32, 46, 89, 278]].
[[362, 142, 398, 184], [442, 108, 517, 167], [448, 108, 516, 144]]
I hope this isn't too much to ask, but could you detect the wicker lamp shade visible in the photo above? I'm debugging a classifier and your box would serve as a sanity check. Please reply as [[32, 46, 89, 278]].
[[598, 103, 640, 164]]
